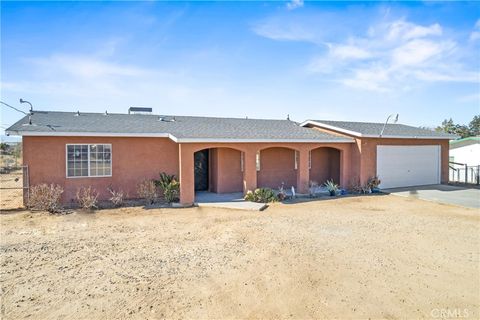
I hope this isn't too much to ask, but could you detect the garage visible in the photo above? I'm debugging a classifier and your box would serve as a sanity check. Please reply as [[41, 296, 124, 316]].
[[377, 145, 441, 189]]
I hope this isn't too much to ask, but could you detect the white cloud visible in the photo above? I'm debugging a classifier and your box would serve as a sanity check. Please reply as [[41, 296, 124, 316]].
[[252, 20, 315, 42], [27, 55, 150, 78], [286, 0, 303, 10], [469, 19, 480, 41], [330, 44, 372, 60], [391, 39, 455, 67], [386, 20, 442, 41]]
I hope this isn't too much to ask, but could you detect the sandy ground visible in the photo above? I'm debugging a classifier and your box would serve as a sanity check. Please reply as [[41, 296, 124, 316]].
[[1, 195, 479, 319]]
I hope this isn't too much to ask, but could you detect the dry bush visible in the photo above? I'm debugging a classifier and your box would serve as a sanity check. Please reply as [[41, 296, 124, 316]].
[[28, 184, 64, 213], [76, 186, 99, 210], [137, 179, 157, 204], [107, 187, 125, 207]]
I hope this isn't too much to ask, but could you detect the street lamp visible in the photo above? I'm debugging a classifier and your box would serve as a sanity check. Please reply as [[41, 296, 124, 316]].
[[380, 113, 399, 137], [19, 98, 33, 112]]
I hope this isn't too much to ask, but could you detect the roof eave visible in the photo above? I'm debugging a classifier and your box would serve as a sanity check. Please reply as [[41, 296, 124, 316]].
[[6, 130, 354, 143], [300, 120, 458, 140]]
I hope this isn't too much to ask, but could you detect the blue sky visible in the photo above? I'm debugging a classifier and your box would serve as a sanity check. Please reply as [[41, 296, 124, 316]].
[[1, 1, 479, 136]]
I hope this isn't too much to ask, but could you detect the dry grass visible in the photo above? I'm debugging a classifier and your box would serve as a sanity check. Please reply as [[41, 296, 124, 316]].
[[1, 195, 479, 319]]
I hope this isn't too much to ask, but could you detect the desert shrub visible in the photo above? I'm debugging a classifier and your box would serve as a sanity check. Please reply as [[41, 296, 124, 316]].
[[367, 175, 381, 190], [324, 180, 339, 196], [76, 186, 99, 210], [137, 179, 157, 204], [107, 187, 125, 207], [244, 188, 277, 203], [309, 181, 319, 197], [277, 184, 287, 201], [154, 172, 180, 203], [28, 183, 63, 213], [244, 190, 255, 202]]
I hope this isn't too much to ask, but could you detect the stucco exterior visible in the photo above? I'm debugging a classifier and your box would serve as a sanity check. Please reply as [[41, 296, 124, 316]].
[[22, 129, 450, 206], [23, 136, 179, 204], [308, 126, 450, 186]]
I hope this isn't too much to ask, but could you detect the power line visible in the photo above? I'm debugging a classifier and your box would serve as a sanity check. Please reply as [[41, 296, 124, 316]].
[[0, 101, 28, 115]]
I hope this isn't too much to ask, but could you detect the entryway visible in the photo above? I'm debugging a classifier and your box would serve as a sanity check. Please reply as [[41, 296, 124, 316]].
[[194, 149, 209, 191]]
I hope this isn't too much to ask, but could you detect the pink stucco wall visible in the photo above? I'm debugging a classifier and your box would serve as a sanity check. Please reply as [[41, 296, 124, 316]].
[[309, 126, 450, 186], [23, 136, 179, 204], [209, 148, 243, 193], [257, 147, 297, 189], [310, 147, 340, 185]]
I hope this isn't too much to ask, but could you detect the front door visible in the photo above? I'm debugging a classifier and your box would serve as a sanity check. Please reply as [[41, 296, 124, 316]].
[[194, 149, 209, 191]]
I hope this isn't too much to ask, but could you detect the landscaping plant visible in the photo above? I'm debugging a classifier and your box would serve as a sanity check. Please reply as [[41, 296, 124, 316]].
[[107, 187, 125, 207], [244, 188, 278, 203], [367, 175, 381, 192], [324, 180, 339, 196], [154, 172, 180, 203], [76, 186, 99, 210], [137, 179, 157, 204], [28, 183, 64, 213]]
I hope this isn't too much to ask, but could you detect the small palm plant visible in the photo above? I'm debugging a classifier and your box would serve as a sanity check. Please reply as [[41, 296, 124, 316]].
[[324, 180, 339, 196]]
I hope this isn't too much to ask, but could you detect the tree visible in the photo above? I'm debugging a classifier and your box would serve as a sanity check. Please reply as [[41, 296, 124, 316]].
[[469, 115, 480, 136], [435, 118, 456, 134], [436, 115, 480, 138]]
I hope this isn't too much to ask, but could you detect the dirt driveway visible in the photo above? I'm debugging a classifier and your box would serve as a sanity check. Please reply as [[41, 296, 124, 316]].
[[1, 195, 479, 319]]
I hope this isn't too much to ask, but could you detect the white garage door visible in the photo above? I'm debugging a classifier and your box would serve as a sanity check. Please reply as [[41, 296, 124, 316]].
[[377, 145, 441, 189]]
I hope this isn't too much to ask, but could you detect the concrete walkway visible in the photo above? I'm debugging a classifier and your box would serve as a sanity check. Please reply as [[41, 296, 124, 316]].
[[384, 184, 480, 209], [195, 192, 268, 211]]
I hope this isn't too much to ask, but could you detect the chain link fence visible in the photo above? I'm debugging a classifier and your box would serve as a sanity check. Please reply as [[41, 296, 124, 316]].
[[0, 166, 29, 210]]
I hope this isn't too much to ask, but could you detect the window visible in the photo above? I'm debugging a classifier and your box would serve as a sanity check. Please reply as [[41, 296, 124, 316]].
[[240, 152, 244, 172], [256, 151, 261, 171], [308, 150, 312, 169], [67, 144, 111, 177], [294, 151, 299, 170]]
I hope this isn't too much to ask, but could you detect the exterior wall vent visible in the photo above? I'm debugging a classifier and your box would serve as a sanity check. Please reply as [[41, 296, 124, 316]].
[[128, 107, 152, 114]]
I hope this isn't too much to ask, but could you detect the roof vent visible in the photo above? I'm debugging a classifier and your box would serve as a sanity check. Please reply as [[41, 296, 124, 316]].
[[158, 115, 176, 122], [128, 107, 152, 115]]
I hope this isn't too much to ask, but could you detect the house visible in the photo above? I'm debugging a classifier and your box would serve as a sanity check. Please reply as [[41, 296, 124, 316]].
[[449, 137, 480, 166], [6, 110, 456, 205]]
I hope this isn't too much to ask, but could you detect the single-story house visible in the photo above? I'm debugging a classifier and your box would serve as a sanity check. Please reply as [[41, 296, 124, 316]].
[[6, 109, 456, 205], [449, 136, 480, 166]]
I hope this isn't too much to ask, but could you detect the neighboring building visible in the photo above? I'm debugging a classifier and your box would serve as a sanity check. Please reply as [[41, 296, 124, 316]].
[[6, 110, 456, 205], [449, 137, 480, 166]]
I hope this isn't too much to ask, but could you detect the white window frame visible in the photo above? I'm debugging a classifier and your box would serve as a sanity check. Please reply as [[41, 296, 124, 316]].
[[256, 151, 261, 171], [294, 150, 299, 170], [66, 143, 112, 178]]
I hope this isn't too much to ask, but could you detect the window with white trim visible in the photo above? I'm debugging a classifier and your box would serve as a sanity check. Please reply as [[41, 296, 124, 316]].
[[256, 151, 261, 171], [67, 144, 112, 177], [294, 151, 299, 170]]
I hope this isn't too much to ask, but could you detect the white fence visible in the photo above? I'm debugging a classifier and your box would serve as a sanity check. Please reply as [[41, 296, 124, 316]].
[[449, 162, 479, 185]]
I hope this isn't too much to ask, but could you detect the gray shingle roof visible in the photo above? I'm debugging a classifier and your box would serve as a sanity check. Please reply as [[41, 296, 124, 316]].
[[304, 120, 457, 139], [6, 111, 353, 142]]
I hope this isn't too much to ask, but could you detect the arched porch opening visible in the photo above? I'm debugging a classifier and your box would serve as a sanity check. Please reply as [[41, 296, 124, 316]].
[[309, 147, 341, 186], [194, 147, 243, 194], [256, 147, 298, 189]]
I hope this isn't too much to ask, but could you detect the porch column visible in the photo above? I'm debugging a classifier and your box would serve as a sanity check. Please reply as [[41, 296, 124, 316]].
[[297, 149, 310, 194], [179, 144, 195, 205], [243, 150, 257, 193]]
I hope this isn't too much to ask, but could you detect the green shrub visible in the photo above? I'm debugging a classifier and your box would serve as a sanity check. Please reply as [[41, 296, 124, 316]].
[[154, 172, 180, 203], [244, 188, 277, 203], [324, 180, 339, 196]]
